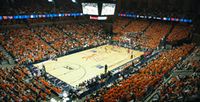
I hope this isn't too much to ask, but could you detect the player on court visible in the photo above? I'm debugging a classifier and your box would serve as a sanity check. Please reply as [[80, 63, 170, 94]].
[[105, 46, 108, 53], [127, 48, 131, 54]]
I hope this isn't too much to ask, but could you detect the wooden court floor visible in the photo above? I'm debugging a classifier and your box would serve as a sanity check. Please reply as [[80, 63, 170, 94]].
[[34, 45, 144, 87]]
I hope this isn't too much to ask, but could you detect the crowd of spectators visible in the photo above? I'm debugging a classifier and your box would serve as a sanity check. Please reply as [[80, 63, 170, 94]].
[[0, 28, 57, 64], [87, 44, 195, 101], [0, 66, 62, 101], [167, 24, 192, 43], [0, 17, 80, 27], [54, 22, 108, 54], [112, 20, 171, 50], [76, 72, 113, 97], [112, 19, 149, 42], [0, 16, 197, 101], [159, 75, 200, 102], [102, 74, 160, 102], [0, 20, 26, 26], [112, 18, 194, 51], [175, 46, 200, 71], [139, 22, 171, 49], [123, 20, 150, 33], [0, 51, 9, 64], [33, 22, 108, 55], [0, 22, 109, 64], [157, 46, 200, 101], [83, 61, 142, 101], [113, 18, 130, 34], [139, 44, 195, 76], [33, 25, 73, 54]]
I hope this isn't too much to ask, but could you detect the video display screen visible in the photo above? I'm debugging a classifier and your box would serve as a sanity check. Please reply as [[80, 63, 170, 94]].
[[101, 3, 116, 15], [82, 3, 99, 15]]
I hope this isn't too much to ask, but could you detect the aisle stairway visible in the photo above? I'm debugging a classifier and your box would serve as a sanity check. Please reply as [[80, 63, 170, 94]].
[[158, 23, 174, 48], [142, 21, 152, 33], [30, 28, 58, 52]]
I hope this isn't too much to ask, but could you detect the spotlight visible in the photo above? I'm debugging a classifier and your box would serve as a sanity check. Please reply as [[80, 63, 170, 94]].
[[48, 0, 53, 2], [72, 0, 76, 3]]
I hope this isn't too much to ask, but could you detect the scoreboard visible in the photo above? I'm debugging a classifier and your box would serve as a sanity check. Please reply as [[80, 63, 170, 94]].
[[81, 0, 117, 20], [82, 3, 99, 15], [101, 3, 116, 15], [82, 3, 116, 16]]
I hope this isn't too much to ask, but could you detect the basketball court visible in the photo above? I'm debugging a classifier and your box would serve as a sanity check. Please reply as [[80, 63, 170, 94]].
[[33, 45, 144, 87]]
